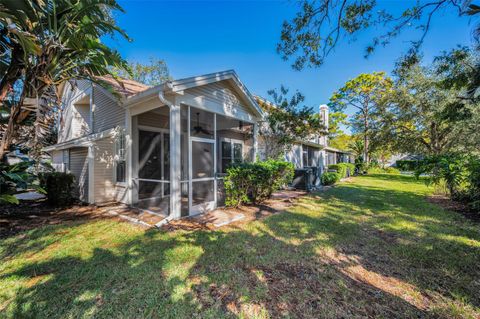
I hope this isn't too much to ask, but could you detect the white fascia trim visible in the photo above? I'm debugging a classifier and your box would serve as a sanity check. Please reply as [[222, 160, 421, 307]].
[[124, 70, 264, 118], [43, 128, 117, 152]]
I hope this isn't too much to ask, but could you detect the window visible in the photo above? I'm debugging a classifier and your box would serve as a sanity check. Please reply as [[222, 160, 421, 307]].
[[62, 150, 70, 172], [302, 146, 308, 167], [115, 131, 126, 183], [302, 145, 319, 167], [220, 139, 243, 173]]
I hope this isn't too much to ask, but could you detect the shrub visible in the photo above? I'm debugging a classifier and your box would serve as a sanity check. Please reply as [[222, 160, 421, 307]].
[[396, 160, 420, 171], [224, 160, 294, 207], [0, 160, 45, 204], [321, 172, 341, 185], [328, 163, 356, 178], [415, 154, 480, 212], [39, 172, 76, 206]]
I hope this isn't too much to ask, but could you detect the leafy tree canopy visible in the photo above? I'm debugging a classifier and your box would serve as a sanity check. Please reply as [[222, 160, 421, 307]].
[[386, 47, 480, 156], [329, 72, 393, 162], [257, 86, 326, 159], [111, 58, 171, 86], [278, 0, 479, 70], [0, 0, 129, 160]]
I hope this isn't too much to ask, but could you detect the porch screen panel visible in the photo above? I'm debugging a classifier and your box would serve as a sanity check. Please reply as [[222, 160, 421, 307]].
[[192, 180, 214, 206], [191, 141, 214, 178]]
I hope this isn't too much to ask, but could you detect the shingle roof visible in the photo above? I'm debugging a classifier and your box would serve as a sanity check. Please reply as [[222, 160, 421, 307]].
[[96, 75, 151, 97]]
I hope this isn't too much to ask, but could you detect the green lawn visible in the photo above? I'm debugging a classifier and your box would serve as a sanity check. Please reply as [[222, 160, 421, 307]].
[[1, 174, 479, 318]]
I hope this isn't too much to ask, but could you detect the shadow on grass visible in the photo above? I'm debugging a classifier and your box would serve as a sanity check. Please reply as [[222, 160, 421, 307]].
[[1, 175, 479, 318]]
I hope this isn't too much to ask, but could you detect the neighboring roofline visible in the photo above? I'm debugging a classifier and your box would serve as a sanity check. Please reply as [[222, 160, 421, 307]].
[[124, 70, 264, 117], [324, 146, 353, 154], [43, 128, 117, 152]]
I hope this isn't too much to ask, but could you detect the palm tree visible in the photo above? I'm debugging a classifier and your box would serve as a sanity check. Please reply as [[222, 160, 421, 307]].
[[0, 0, 130, 160]]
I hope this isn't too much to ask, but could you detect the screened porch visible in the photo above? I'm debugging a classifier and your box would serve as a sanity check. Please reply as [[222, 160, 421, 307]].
[[131, 104, 255, 217]]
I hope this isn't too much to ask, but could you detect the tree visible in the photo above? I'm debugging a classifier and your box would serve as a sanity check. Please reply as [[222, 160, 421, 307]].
[[277, 0, 479, 70], [386, 48, 480, 156], [257, 86, 326, 159], [329, 72, 393, 163], [111, 58, 171, 86], [328, 133, 353, 150], [0, 0, 129, 160]]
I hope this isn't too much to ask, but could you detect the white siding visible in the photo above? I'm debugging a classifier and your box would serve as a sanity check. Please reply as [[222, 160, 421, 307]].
[[178, 80, 259, 123], [93, 87, 125, 133], [285, 144, 303, 169], [58, 81, 125, 143], [137, 110, 169, 128], [58, 80, 91, 143], [93, 137, 127, 203], [71, 103, 90, 138], [69, 147, 88, 202]]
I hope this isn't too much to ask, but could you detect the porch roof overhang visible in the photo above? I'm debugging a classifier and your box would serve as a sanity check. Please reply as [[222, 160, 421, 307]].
[[124, 70, 264, 119], [324, 146, 353, 155], [43, 128, 117, 152]]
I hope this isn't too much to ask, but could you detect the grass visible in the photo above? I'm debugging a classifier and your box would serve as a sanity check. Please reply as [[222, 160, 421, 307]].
[[1, 174, 479, 318]]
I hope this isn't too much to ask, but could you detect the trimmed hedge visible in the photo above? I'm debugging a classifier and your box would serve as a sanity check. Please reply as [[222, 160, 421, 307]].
[[328, 163, 356, 178], [224, 160, 294, 207], [39, 172, 76, 206], [321, 172, 341, 185]]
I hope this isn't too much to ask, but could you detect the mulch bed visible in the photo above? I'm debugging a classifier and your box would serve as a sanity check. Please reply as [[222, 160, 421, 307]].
[[427, 195, 480, 223], [162, 190, 307, 232]]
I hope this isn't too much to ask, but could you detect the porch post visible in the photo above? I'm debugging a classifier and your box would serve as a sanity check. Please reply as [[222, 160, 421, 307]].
[[253, 122, 258, 162], [169, 102, 181, 219], [125, 109, 133, 205]]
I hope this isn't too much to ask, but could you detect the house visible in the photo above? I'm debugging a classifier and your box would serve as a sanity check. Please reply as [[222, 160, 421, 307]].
[[324, 146, 355, 166], [44, 70, 349, 219], [254, 98, 354, 175], [45, 70, 263, 219]]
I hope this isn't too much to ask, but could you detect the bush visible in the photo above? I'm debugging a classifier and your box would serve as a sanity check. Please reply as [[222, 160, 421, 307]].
[[224, 160, 294, 207], [396, 160, 420, 171], [321, 172, 341, 185], [39, 172, 76, 206], [367, 166, 401, 174], [0, 160, 45, 204], [328, 163, 356, 178], [415, 154, 480, 212]]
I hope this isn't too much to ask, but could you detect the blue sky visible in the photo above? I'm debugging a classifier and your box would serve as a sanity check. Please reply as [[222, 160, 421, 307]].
[[106, 0, 476, 115]]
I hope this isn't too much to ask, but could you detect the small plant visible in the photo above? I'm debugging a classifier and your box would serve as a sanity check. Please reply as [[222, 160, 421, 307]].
[[224, 160, 294, 207], [39, 172, 76, 206], [321, 172, 341, 185], [0, 160, 45, 204]]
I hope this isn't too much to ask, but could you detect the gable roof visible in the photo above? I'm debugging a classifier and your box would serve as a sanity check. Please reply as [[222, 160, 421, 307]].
[[125, 70, 264, 117]]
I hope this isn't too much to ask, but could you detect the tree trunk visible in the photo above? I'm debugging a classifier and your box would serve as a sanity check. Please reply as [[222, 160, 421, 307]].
[[363, 108, 369, 164], [0, 94, 25, 161]]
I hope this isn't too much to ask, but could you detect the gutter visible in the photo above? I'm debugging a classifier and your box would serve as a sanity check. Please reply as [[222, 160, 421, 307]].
[[158, 82, 174, 107]]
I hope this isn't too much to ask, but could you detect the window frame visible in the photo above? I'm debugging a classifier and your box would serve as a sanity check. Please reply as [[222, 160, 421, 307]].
[[114, 130, 127, 185], [219, 137, 244, 173]]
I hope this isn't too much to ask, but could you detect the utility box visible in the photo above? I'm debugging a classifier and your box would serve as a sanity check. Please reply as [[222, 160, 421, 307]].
[[291, 168, 314, 191]]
